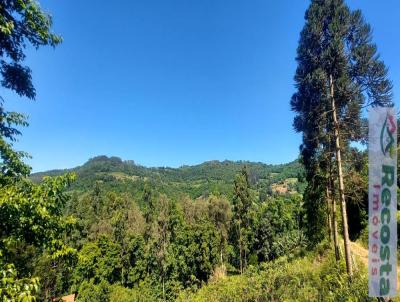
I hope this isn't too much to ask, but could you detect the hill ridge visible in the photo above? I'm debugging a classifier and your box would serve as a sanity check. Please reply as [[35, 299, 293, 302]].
[[30, 155, 305, 199]]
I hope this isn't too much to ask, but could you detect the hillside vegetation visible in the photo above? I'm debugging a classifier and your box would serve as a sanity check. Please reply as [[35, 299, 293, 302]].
[[31, 155, 305, 200]]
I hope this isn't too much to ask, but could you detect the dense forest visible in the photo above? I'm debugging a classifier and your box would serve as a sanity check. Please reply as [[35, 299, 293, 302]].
[[29, 156, 308, 300], [0, 0, 398, 301]]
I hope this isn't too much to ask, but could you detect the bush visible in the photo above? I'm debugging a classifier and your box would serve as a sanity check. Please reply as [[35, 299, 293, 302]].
[[76, 279, 109, 302], [76, 279, 158, 302], [109, 285, 134, 302]]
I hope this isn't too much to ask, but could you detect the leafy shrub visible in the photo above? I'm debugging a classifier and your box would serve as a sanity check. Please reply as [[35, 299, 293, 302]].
[[76, 279, 110, 302]]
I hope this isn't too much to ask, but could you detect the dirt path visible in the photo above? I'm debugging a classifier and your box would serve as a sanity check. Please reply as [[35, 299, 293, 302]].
[[350, 241, 400, 285], [350, 241, 368, 267]]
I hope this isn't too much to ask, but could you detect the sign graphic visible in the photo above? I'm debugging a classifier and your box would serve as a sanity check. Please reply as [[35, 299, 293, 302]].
[[369, 107, 397, 297]]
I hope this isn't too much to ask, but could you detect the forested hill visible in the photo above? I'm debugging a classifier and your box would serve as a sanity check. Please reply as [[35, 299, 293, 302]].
[[30, 155, 305, 199]]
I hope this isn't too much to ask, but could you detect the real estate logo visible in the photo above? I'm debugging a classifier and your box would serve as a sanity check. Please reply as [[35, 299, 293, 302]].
[[380, 114, 396, 157]]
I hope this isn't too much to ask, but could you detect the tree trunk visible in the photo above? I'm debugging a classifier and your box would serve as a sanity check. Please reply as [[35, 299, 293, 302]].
[[244, 239, 247, 271], [325, 185, 333, 242], [329, 173, 340, 261], [238, 220, 243, 274], [162, 277, 165, 302], [329, 74, 353, 278]]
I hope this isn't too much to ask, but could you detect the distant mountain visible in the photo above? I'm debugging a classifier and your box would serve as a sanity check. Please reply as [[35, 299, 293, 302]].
[[31, 155, 305, 200]]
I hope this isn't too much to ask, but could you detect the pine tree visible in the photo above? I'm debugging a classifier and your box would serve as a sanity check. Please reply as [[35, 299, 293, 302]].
[[291, 0, 393, 278]]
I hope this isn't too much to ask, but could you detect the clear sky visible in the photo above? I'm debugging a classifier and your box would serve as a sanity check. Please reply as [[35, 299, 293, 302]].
[[6, 0, 400, 172]]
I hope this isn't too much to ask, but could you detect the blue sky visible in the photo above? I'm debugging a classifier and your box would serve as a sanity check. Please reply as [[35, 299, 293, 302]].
[[6, 0, 400, 172]]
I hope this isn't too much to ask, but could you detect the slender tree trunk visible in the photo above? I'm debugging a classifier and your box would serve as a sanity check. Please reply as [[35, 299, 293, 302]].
[[327, 144, 340, 261], [329, 173, 340, 260], [238, 220, 243, 274], [325, 185, 333, 242], [244, 239, 247, 271], [162, 276, 165, 302], [161, 221, 167, 301], [329, 74, 353, 278], [220, 237, 224, 267], [162, 264, 165, 300], [244, 216, 249, 271]]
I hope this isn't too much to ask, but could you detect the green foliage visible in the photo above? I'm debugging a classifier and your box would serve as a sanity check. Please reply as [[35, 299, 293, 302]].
[[302, 175, 328, 243], [125, 235, 147, 286], [0, 0, 61, 185], [0, 174, 76, 251], [253, 195, 305, 262], [76, 279, 110, 302], [230, 167, 255, 272], [177, 249, 372, 302], [207, 195, 231, 265], [0, 1, 76, 300], [73, 236, 122, 286], [172, 220, 221, 286], [0, 174, 76, 301], [108, 285, 136, 302], [33, 157, 311, 301], [0, 0, 61, 100], [33, 252, 75, 300], [0, 260, 39, 302], [76, 281, 159, 302], [344, 149, 368, 240]]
